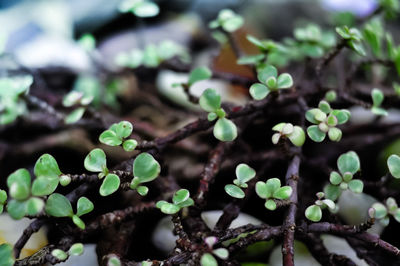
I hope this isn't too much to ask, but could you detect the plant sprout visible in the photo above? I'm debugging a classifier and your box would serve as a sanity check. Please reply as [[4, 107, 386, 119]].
[[336, 26, 366, 56], [209, 9, 244, 33], [371, 88, 388, 116], [156, 189, 194, 214], [372, 197, 400, 226], [305, 192, 336, 222], [224, 163, 256, 199], [199, 88, 237, 142], [305, 100, 350, 142], [45, 194, 94, 229], [256, 178, 292, 210], [271, 122, 305, 147], [100, 121, 138, 152], [200, 236, 229, 266], [324, 151, 363, 201], [249, 65, 293, 100], [130, 152, 161, 196]]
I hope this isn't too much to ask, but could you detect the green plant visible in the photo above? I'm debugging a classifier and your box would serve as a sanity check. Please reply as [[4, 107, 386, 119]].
[[51, 243, 84, 261], [224, 163, 256, 198], [324, 151, 363, 201], [209, 9, 244, 33], [99, 121, 138, 151], [0, 189, 7, 214], [387, 154, 400, 178], [156, 189, 194, 214], [336, 25, 366, 56], [130, 152, 161, 196], [305, 192, 336, 222], [271, 122, 305, 147], [199, 88, 238, 141], [200, 236, 229, 266], [255, 178, 292, 210], [45, 193, 94, 229], [293, 24, 336, 58], [305, 101, 350, 142], [249, 65, 293, 100], [370, 88, 388, 116], [372, 197, 400, 226], [118, 0, 159, 18], [62, 90, 93, 124]]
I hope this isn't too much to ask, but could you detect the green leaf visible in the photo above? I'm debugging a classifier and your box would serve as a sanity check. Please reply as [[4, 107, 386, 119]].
[[133, 153, 161, 183], [213, 248, 229, 259], [99, 174, 120, 196], [265, 199, 277, 210], [225, 184, 245, 199], [51, 249, 68, 261], [246, 35, 267, 50], [132, 1, 159, 18], [388, 154, 400, 178], [257, 65, 277, 83], [371, 106, 388, 116], [348, 179, 364, 193], [273, 186, 292, 199], [305, 205, 322, 222], [266, 77, 277, 89], [76, 197, 94, 217], [7, 199, 26, 219], [45, 193, 73, 217], [34, 154, 62, 178], [200, 253, 218, 266], [99, 130, 121, 146], [349, 40, 366, 56], [208, 112, 218, 121], [31, 176, 59, 196], [322, 199, 335, 210], [199, 88, 221, 112], [325, 90, 337, 102], [160, 202, 180, 214], [107, 256, 122, 266], [0, 244, 15, 266], [324, 184, 341, 201], [72, 215, 86, 229], [307, 125, 326, 142], [331, 110, 350, 124], [213, 118, 237, 142], [393, 209, 400, 223], [123, 139, 138, 151], [237, 54, 265, 65], [328, 127, 342, 142], [26, 197, 44, 216], [136, 186, 149, 196], [329, 171, 342, 185], [235, 164, 256, 184], [255, 181, 269, 199], [84, 148, 107, 173], [371, 88, 384, 107], [177, 198, 194, 208], [115, 121, 133, 139], [63, 91, 83, 107], [0, 190, 7, 204], [173, 189, 190, 205], [69, 243, 84, 256], [249, 83, 270, 100], [188, 67, 212, 87], [276, 73, 293, 89], [288, 126, 306, 147], [337, 151, 360, 175], [142, 44, 160, 67], [305, 109, 321, 124], [59, 175, 72, 186], [372, 202, 387, 219], [65, 107, 85, 124], [7, 169, 31, 200]]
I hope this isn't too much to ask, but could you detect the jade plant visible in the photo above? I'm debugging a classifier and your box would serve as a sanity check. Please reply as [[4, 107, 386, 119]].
[[156, 189, 194, 214], [249, 65, 293, 100], [199, 88, 237, 141], [370, 88, 388, 116], [51, 243, 84, 261], [224, 163, 256, 199], [305, 192, 336, 222], [324, 151, 363, 201], [200, 236, 229, 266], [305, 100, 350, 142], [372, 197, 400, 226], [45, 193, 93, 229], [271, 122, 305, 147], [99, 121, 138, 152], [255, 178, 292, 210], [336, 25, 366, 56]]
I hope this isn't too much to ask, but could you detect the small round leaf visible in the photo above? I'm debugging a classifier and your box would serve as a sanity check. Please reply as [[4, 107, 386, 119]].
[[188, 67, 212, 87], [76, 197, 94, 217], [200, 253, 218, 266], [31, 176, 59, 196], [173, 189, 190, 205], [249, 83, 270, 100], [348, 179, 363, 193], [123, 139, 138, 151], [99, 130, 121, 146], [276, 73, 293, 89], [224, 184, 245, 199], [372, 202, 387, 219], [273, 186, 292, 200], [51, 249, 68, 261], [26, 197, 44, 216], [337, 151, 360, 175], [305, 205, 322, 222], [235, 164, 256, 183], [133, 153, 161, 183], [387, 154, 400, 179], [307, 125, 326, 142], [45, 193, 73, 217], [84, 149, 107, 173], [99, 174, 120, 197], [160, 202, 180, 214], [199, 88, 221, 112], [265, 199, 277, 210], [213, 118, 237, 142], [69, 243, 84, 256]]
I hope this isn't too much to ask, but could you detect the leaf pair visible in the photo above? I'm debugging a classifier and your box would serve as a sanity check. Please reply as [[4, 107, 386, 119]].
[[305, 192, 336, 222], [199, 88, 238, 142], [209, 9, 244, 33], [372, 197, 400, 227], [156, 189, 194, 214], [249, 65, 293, 100], [100, 121, 138, 151], [370, 88, 388, 116], [336, 26, 366, 56], [51, 243, 84, 261], [130, 152, 161, 196], [256, 178, 292, 210], [224, 164, 256, 199], [324, 151, 363, 201], [272, 122, 305, 147], [45, 194, 94, 229]]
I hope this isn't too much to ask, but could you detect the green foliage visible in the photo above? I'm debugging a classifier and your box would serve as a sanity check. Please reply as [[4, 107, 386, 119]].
[[115, 40, 190, 69], [78, 33, 96, 52], [372, 197, 400, 226], [370, 88, 388, 116], [324, 90, 337, 102], [336, 26, 366, 56], [199, 89, 238, 142], [156, 189, 194, 214], [0, 243, 15, 266], [0, 75, 33, 125], [387, 154, 400, 178], [305, 192, 335, 222], [363, 18, 383, 57], [119, 0, 159, 18], [84, 148, 108, 177], [201, 253, 218, 266], [200, 236, 229, 265], [305, 101, 350, 142], [0, 189, 7, 214], [45, 194, 93, 229], [130, 152, 161, 195], [256, 178, 292, 210], [225, 164, 256, 198], [100, 121, 138, 151], [294, 24, 336, 58], [209, 9, 244, 32], [249, 65, 293, 100], [272, 123, 305, 147], [69, 243, 84, 256], [324, 151, 362, 201], [51, 249, 68, 261], [188, 67, 212, 87]]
